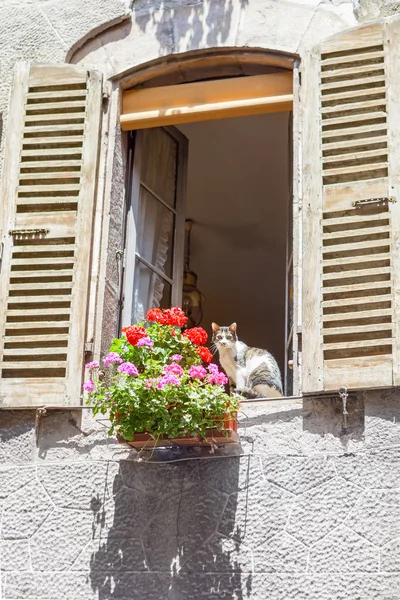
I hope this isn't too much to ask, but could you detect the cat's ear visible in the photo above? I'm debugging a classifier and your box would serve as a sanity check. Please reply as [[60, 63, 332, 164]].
[[229, 323, 237, 334], [211, 322, 220, 333]]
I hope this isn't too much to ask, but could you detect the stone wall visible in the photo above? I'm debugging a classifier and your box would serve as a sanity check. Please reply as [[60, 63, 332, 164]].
[[1, 394, 400, 599]]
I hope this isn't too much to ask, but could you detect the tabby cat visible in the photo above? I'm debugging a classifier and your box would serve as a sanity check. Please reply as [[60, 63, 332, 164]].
[[211, 322, 283, 398]]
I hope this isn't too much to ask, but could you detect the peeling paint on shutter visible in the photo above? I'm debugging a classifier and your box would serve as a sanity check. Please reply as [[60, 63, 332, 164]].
[[302, 19, 400, 393], [0, 62, 102, 406]]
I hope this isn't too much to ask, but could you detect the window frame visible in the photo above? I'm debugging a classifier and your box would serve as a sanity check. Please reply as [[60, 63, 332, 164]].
[[120, 126, 188, 328]]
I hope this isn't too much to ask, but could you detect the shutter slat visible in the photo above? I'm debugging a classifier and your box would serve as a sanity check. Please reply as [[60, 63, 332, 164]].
[[17, 184, 81, 193], [322, 122, 387, 139], [322, 135, 387, 151], [3, 347, 68, 356], [20, 160, 83, 169], [25, 114, 85, 123], [19, 172, 81, 180], [22, 136, 84, 145], [322, 113, 387, 128], [323, 225, 390, 239], [322, 238, 390, 253], [9, 282, 72, 291], [323, 338, 392, 350], [321, 63, 384, 79], [26, 100, 86, 112], [322, 162, 388, 177], [320, 75, 386, 91], [23, 123, 84, 133], [323, 266, 392, 281], [321, 85, 386, 102], [323, 323, 392, 335], [321, 99, 387, 114], [321, 50, 384, 67], [0, 62, 102, 407], [3, 361, 67, 369], [27, 90, 87, 100], [322, 294, 393, 309], [11, 257, 75, 265], [21, 148, 84, 157], [322, 280, 391, 294], [322, 307, 393, 322]]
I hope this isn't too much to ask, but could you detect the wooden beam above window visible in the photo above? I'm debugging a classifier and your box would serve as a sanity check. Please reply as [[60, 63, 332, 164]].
[[120, 72, 293, 130]]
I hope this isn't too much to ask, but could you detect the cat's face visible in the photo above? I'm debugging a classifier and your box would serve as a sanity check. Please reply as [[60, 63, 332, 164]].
[[211, 323, 238, 350]]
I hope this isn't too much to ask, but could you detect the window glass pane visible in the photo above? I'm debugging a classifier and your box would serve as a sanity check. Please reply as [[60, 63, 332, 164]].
[[132, 260, 172, 323], [141, 128, 177, 208], [136, 186, 174, 278]]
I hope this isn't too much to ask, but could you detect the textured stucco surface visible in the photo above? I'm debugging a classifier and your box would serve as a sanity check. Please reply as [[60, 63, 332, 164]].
[[1, 394, 400, 599]]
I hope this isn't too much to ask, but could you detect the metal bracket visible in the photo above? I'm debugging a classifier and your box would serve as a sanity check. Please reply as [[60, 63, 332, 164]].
[[352, 196, 396, 208], [338, 386, 349, 429], [9, 228, 49, 237]]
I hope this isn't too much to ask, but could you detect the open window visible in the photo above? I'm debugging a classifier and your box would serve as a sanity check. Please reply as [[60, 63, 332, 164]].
[[120, 70, 294, 394]]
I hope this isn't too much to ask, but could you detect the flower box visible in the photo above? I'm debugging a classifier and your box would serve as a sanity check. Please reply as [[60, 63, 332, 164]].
[[85, 307, 239, 447], [117, 422, 239, 449]]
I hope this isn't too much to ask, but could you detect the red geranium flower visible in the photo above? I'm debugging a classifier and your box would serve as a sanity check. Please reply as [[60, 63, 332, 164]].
[[146, 308, 165, 323], [146, 307, 188, 327], [197, 346, 213, 363], [183, 327, 208, 345], [164, 307, 188, 327], [124, 325, 147, 346]]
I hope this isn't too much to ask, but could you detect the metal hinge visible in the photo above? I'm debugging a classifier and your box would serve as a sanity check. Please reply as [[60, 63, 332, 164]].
[[9, 228, 49, 237], [352, 196, 396, 208]]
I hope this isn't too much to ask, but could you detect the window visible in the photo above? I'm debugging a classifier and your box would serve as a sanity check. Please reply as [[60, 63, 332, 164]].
[[120, 89, 294, 394]]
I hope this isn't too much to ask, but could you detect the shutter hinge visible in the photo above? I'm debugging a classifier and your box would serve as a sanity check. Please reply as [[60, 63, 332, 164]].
[[352, 196, 396, 208], [85, 342, 94, 353], [116, 248, 126, 268], [102, 91, 110, 111]]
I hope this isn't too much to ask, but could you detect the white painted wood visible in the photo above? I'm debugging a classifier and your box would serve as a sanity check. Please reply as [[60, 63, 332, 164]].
[[301, 19, 400, 392], [0, 62, 102, 407]]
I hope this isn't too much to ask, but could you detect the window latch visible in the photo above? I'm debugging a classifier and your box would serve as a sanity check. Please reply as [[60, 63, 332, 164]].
[[352, 196, 396, 208]]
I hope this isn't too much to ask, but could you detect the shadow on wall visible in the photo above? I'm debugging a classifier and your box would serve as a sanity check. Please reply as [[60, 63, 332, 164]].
[[132, 0, 249, 54], [89, 454, 250, 599]]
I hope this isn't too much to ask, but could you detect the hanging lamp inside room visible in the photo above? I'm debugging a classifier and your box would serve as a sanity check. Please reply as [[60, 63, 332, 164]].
[[182, 220, 205, 328]]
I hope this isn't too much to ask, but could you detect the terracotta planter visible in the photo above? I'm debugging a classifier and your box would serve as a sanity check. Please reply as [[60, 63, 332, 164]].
[[117, 424, 239, 449]]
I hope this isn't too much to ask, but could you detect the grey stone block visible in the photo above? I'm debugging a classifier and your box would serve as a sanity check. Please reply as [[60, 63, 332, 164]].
[[253, 532, 308, 573], [72, 538, 147, 572], [119, 459, 199, 497], [30, 508, 94, 571], [37, 410, 129, 462], [218, 480, 294, 546], [381, 538, 400, 572], [93, 485, 161, 540], [347, 489, 400, 546], [181, 532, 253, 574], [262, 455, 336, 495], [37, 462, 108, 509], [335, 450, 400, 489], [309, 524, 378, 573], [0, 466, 33, 499], [0, 411, 35, 465], [286, 477, 360, 545], [2, 479, 53, 539], [1, 539, 30, 571], [197, 455, 263, 494], [142, 483, 227, 571]]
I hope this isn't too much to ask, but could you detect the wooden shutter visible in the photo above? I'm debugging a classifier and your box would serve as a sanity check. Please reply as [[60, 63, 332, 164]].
[[302, 19, 400, 393], [0, 62, 102, 407]]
